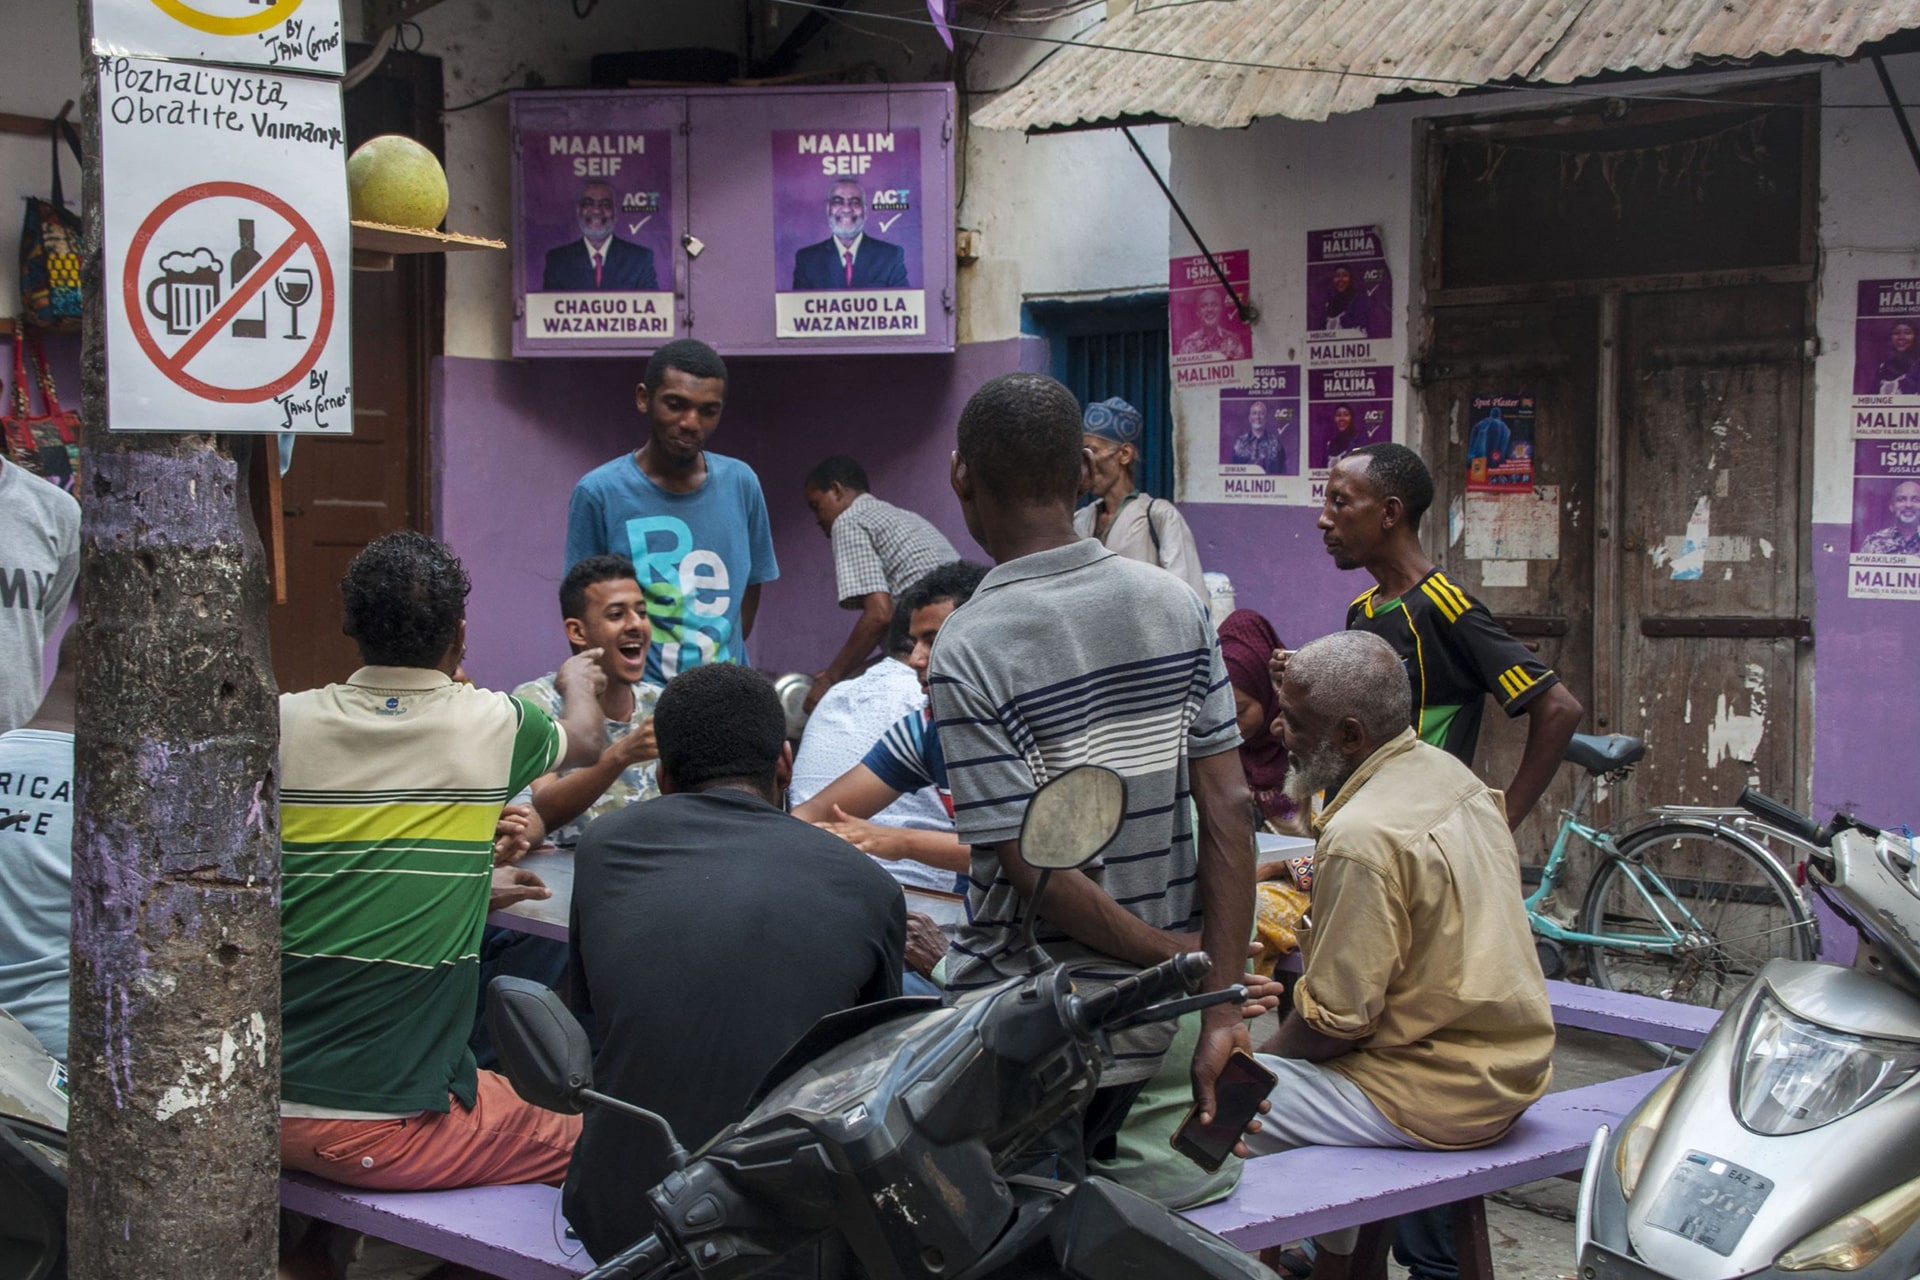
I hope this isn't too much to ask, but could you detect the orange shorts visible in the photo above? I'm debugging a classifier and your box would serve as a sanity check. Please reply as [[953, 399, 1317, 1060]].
[[280, 1068, 580, 1190]]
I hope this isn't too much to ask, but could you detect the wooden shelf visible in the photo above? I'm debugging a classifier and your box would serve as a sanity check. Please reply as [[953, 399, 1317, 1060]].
[[0, 102, 74, 139], [351, 220, 504, 272]]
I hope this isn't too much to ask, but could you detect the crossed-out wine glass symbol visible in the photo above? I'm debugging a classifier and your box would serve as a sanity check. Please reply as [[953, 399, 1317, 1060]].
[[274, 267, 313, 339]]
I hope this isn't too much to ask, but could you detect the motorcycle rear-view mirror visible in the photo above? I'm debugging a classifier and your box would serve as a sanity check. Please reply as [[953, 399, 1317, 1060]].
[[1019, 765, 1126, 870], [486, 976, 693, 1171], [487, 976, 594, 1114]]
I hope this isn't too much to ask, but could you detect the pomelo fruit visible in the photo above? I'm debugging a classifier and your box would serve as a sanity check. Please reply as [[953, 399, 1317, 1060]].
[[347, 134, 449, 230]]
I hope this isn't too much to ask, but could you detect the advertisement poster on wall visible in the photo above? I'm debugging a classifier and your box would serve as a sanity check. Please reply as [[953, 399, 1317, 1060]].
[[1217, 366, 1300, 503], [772, 128, 925, 339], [1170, 251, 1252, 389], [516, 113, 676, 345], [1848, 436, 1920, 600], [1465, 393, 1536, 493], [1852, 279, 1920, 400], [1306, 226, 1391, 368], [1307, 366, 1393, 473]]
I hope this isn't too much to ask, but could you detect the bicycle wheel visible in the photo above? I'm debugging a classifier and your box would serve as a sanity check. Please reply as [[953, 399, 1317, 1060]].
[[1578, 820, 1816, 1034]]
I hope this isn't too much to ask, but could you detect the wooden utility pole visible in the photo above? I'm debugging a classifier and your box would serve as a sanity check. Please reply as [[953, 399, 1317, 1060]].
[[67, 10, 283, 1277]]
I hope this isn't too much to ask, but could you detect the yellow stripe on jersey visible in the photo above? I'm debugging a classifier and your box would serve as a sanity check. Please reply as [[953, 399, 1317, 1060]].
[[1497, 665, 1538, 703], [282, 801, 501, 848], [1430, 573, 1473, 617], [1353, 586, 1380, 617], [1420, 580, 1467, 623]]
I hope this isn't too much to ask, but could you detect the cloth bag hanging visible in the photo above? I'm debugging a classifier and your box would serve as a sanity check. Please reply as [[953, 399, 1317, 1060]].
[[18, 113, 84, 327], [2, 325, 80, 493]]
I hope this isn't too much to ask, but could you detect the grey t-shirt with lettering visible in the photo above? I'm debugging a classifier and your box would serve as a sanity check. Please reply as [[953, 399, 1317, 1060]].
[[0, 463, 79, 733]]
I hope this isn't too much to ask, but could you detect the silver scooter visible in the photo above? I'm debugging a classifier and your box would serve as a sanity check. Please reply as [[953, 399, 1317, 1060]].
[[1576, 790, 1920, 1280]]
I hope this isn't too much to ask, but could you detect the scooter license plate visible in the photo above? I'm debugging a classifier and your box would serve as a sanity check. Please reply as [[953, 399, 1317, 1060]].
[[1645, 1150, 1773, 1256]]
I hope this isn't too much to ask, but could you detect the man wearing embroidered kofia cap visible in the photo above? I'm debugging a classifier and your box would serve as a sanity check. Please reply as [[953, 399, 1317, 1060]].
[[1072, 397, 1208, 603]]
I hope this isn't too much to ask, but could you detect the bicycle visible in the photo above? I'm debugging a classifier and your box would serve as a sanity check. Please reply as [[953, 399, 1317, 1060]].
[[1526, 732, 1820, 1053]]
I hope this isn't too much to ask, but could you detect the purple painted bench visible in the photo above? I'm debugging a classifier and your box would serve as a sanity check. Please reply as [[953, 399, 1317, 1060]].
[[279, 985, 1717, 1278], [1179, 983, 1723, 1280], [1183, 1069, 1670, 1250], [280, 1173, 591, 1279]]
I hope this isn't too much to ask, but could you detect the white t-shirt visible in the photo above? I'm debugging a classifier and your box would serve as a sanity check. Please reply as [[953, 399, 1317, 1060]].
[[0, 728, 73, 1061], [790, 658, 955, 892], [0, 462, 79, 733]]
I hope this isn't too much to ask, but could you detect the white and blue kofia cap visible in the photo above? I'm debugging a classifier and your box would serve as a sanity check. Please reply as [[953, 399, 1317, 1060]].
[[1083, 397, 1143, 446]]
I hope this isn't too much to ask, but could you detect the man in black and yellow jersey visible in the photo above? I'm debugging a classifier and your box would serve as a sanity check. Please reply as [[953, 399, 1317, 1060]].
[[1317, 443, 1582, 832]]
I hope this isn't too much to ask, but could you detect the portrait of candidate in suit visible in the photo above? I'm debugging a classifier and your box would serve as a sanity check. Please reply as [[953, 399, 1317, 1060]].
[[542, 180, 659, 291], [790, 179, 910, 290]]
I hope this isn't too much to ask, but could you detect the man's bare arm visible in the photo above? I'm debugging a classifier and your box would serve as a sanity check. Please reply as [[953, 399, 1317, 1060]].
[[996, 838, 1187, 969], [1187, 748, 1258, 1119], [793, 763, 903, 825], [814, 807, 969, 872], [1258, 1009, 1353, 1063], [529, 722, 656, 830], [741, 583, 763, 640], [552, 650, 609, 769], [809, 591, 893, 710], [1504, 683, 1582, 829]]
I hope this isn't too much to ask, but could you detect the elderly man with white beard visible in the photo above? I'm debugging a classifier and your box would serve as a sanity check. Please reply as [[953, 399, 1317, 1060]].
[[1240, 631, 1555, 1280]]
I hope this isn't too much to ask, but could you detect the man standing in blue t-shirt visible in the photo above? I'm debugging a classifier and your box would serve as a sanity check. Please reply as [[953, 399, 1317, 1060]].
[[566, 340, 780, 683]]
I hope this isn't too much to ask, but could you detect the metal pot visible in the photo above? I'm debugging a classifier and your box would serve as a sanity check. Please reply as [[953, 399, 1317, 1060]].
[[772, 672, 814, 740]]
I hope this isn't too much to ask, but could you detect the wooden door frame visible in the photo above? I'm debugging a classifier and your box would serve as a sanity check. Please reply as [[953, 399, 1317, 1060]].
[[343, 43, 444, 534], [1411, 81, 1821, 807]]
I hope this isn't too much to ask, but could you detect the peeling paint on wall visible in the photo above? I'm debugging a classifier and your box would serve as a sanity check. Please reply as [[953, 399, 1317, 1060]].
[[1670, 495, 1711, 580], [152, 1012, 269, 1123], [1707, 663, 1768, 768]]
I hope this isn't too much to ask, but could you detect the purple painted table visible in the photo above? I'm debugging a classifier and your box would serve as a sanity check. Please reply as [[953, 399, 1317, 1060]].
[[281, 1174, 592, 1278]]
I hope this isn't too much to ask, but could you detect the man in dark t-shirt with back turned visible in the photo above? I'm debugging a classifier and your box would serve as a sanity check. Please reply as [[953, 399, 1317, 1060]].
[[564, 663, 906, 1265]]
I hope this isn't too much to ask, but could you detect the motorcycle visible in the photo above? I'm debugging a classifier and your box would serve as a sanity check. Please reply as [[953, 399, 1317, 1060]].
[[1575, 788, 1920, 1280], [487, 763, 1270, 1280], [0, 1006, 68, 1280]]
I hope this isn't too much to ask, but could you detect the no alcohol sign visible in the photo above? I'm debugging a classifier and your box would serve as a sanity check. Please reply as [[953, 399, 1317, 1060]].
[[100, 56, 350, 433], [92, 0, 345, 76]]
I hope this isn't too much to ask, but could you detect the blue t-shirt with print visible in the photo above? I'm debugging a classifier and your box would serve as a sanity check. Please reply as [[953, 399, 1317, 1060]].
[[566, 452, 780, 683]]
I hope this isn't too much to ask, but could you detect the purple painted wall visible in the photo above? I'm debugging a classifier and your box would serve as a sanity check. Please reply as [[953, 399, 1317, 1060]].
[[1810, 528, 1917, 825], [1182, 504, 1353, 649], [434, 335, 1368, 693], [435, 337, 1047, 692]]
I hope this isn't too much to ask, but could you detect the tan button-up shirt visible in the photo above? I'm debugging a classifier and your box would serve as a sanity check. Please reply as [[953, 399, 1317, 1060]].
[[1296, 729, 1555, 1148]]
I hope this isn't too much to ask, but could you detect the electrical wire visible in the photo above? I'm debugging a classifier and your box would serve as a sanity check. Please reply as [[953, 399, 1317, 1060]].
[[765, 0, 1920, 112]]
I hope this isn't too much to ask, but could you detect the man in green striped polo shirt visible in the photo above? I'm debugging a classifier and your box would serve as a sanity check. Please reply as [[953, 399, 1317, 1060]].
[[278, 532, 606, 1190]]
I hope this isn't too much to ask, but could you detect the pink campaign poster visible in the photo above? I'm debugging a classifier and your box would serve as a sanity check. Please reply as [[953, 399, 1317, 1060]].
[[517, 118, 675, 344], [1217, 366, 1300, 503], [1308, 366, 1393, 472], [1170, 251, 1252, 388], [772, 127, 925, 339]]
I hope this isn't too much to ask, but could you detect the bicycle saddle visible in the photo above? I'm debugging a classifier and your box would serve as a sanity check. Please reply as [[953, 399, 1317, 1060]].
[[1563, 732, 1645, 775]]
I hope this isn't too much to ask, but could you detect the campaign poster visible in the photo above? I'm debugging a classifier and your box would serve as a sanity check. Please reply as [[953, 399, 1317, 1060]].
[[517, 116, 675, 344], [1306, 226, 1391, 370], [1171, 251, 1253, 389], [1466, 393, 1537, 493], [772, 128, 925, 339], [1308, 366, 1394, 472], [1852, 279, 1920, 400], [1217, 366, 1300, 503], [1848, 436, 1920, 600]]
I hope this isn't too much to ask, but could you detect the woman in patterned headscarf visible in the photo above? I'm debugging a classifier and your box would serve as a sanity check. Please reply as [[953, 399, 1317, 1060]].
[[1071, 397, 1208, 603]]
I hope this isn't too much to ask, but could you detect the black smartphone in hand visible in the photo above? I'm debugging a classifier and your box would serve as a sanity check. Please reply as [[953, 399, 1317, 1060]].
[[1170, 1049, 1278, 1173]]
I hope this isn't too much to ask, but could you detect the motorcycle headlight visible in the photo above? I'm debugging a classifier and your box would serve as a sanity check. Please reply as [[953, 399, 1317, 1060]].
[[1615, 1067, 1686, 1200], [1777, 1171, 1920, 1271], [1735, 993, 1920, 1136]]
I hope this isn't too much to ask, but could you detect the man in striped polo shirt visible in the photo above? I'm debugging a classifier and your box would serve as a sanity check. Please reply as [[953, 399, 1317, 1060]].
[[278, 532, 607, 1190], [929, 373, 1256, 1174]]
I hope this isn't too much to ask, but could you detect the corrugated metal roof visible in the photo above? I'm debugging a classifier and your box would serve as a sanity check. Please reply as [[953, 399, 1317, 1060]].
[[971, 0, 1920, 131]]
